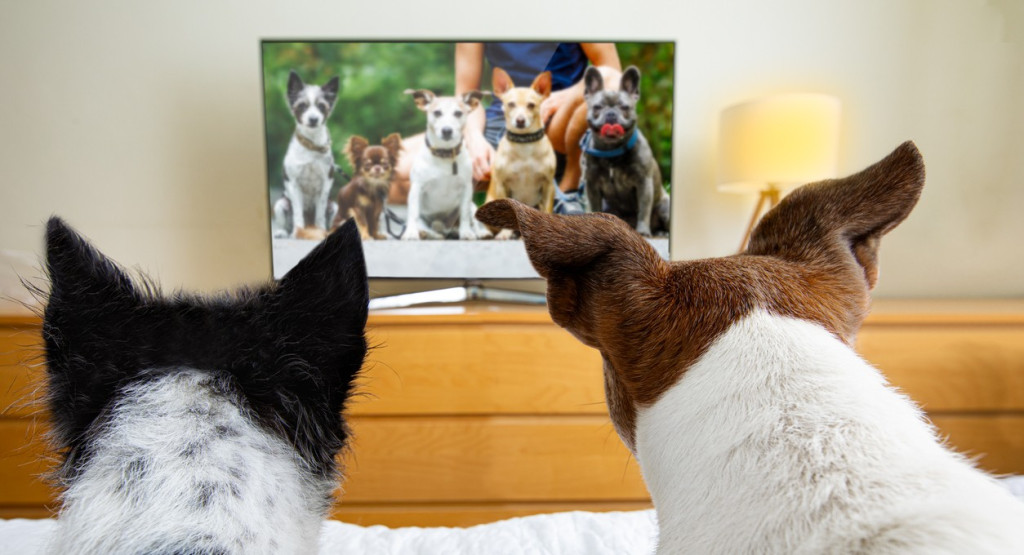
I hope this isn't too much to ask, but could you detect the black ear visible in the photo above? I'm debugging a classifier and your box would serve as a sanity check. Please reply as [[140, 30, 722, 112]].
[[619, 66, 641, 100], [583, 66, 605, 98], [748, 141, 925, 289], [322, 76, 340, 103], [274, 218, 369, 339], [45, 217, 138, 319], [287, 70, 305, 102]]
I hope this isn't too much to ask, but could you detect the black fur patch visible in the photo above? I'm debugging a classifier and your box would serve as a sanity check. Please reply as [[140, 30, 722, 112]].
[[42, 218, 369, 482]]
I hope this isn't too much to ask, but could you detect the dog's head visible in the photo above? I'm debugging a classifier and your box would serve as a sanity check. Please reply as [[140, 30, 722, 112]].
[[477, 142, 924, 452], [493, 68, 551, 133], [42, 218, 369, 479], [345, 133, 402, 183], [287, 70, 340, 131], [583, 65, 641, 145], [405, 89, 486, 148]]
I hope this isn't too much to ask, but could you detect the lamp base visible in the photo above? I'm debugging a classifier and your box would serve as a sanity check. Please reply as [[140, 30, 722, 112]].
[[739, 186, 782, 253]]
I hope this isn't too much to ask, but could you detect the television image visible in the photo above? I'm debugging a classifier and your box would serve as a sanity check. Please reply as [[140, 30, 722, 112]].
[[261, 40, 674, 287]]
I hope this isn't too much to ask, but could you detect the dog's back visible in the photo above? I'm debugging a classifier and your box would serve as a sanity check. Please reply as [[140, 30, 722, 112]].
[[477, 142, 1024, 553], [42, 218, 368, 554], [641, 310, 1024, 553]]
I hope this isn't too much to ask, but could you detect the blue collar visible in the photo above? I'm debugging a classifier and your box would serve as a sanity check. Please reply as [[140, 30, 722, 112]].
[[583, 129, 639, 158]]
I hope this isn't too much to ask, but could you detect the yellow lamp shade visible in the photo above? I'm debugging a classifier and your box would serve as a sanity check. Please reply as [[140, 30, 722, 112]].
[[718, 93, 841, 193]]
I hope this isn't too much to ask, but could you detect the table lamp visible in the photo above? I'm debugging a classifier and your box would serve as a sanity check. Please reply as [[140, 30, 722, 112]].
[[718, 93, 841, 251]]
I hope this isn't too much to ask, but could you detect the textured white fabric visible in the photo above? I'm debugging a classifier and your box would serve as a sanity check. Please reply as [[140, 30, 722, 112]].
[[3, 485, 1023, 555], [0, 510, 657, 555]]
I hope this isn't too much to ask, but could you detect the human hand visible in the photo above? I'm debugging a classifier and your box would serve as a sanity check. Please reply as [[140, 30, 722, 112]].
[[465, 128, 495, 182], [540, 87, 575, 127]]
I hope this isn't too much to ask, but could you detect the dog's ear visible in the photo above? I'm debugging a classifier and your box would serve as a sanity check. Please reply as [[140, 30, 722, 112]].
[[287, 70, 305, 102], [461, 90, 488, 112], [274, 218, 369, 340], [45, 217, 139, 318], [619, 66, 641, 101], [583, 66, 605, 98], [381, 132, 403, 162], [322, 76, 340, 104], [531, 71, 552, 98], [748, 141, 925, 290], [476, 200, 665, 333], [404, 89, 435, 111], [492, 67, 514, 96], [344, 135, 369, 170]]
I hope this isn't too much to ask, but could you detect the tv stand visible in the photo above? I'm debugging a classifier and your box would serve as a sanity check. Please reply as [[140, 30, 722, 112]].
[[368, 280, 545, 310]]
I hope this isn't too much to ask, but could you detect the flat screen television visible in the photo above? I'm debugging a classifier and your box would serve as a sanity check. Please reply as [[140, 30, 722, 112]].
[[261, 40, 674, 289]]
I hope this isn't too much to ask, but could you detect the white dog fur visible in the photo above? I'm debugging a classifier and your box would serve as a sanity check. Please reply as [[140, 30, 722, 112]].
[[638, 311, 1024, 554], [51, 371, 329, 555], [401, 89, 491, 241]]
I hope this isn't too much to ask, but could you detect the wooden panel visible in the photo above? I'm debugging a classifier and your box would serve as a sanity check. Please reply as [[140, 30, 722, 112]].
[[339, 415, 647, 503], [0, 325, 44, 419], [0, 419, 56, 506], [932, 415, 1024, 475], [354, 324, 604, 416], [858, 325, 1024, 411], [330, 501, 653, 528]]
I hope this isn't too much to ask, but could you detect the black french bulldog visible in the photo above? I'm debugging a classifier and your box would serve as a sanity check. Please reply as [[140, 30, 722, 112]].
[[582, 65, 670, 237]]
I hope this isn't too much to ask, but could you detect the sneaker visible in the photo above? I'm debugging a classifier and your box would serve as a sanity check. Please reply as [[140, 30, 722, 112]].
[[554, 186, 586, 215]]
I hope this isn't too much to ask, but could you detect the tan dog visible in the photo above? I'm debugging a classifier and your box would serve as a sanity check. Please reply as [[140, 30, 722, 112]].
[[486, 68, 556, 239], [477, 143, 1024, 553]]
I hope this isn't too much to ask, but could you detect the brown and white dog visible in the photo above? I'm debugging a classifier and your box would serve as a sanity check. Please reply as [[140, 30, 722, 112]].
[[334, 133, 402, 240], [486, 68, 557, 239], [477, 142, 1024, 553]]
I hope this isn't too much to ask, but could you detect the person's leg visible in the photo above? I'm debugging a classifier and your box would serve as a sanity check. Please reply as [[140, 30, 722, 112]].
[[389, 133, 423, 205]]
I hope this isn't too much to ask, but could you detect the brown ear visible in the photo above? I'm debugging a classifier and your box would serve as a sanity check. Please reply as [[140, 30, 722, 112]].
[[747, 141, 925, 290], [531, 71, 552, 98], [461, 90, 488, 112], [476, 200, 666, 331], [381, 132, 403, 162], [404, 89, 435, 111], [344, 135, 369, 169], [492, 67, 514, 96]]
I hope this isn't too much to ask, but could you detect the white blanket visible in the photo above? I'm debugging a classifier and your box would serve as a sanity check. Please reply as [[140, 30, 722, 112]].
[[4, 477, 1022, 554], [0, 510, 658, 555]]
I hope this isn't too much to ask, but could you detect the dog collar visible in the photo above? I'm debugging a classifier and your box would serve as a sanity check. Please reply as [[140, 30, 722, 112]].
[[504, 128, 546, 144], [425, 136, 463, 175], [583, 129, 639, 158], [294, 132, 330, 154], [425, 136, 463, 158]]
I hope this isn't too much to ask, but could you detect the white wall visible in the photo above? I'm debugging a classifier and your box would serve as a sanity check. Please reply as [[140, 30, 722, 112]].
[[1, 0, 1021, 298]]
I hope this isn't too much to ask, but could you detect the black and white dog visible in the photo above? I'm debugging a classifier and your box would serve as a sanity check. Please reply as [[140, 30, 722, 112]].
[[42, 217, 368, 553], [273, 70, 341, 239]]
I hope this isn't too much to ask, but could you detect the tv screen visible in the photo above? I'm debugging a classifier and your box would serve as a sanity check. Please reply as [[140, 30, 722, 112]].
[[261, 40, 674, 280]]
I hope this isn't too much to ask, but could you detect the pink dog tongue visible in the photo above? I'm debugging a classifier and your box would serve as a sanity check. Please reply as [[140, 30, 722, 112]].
[[600, 123, 625, 138]]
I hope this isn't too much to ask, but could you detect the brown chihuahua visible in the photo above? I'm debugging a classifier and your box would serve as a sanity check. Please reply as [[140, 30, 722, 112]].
[[334, 133, 402, 239]]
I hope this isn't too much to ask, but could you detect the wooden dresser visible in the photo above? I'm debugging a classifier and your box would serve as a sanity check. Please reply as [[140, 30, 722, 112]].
[[2, 300, 1023, 526]]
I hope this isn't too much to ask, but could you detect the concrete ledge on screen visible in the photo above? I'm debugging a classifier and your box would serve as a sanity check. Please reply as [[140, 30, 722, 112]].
[[272, 238, 669, 280]]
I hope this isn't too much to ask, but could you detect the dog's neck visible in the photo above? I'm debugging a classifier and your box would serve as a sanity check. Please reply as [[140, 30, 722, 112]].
[[294, 125, 331, 153], [504, 127, 546, 144], [633, 310, 898, 551], [424, 134, 463, 158], [584, 129, 638, 158]]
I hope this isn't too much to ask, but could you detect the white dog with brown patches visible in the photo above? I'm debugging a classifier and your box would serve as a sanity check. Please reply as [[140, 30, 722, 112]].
[[477, 142, 1024, 554], [401, 89, 492, 240]]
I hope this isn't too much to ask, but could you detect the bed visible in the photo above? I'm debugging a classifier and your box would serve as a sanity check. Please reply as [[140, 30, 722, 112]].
[[2, 477, 1023, 555]]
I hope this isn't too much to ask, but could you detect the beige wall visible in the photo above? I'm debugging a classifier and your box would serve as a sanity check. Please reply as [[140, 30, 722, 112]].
[[0, 0, 1021, 298]]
